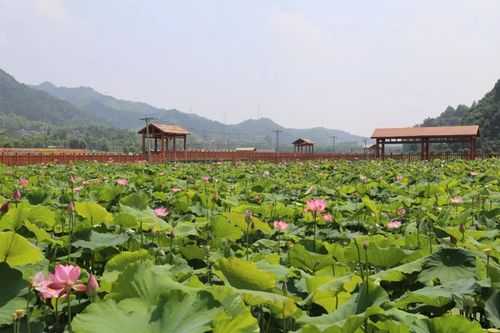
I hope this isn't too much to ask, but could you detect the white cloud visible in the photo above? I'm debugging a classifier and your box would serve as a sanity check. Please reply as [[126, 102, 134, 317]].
[[34, 0, 67, 21]]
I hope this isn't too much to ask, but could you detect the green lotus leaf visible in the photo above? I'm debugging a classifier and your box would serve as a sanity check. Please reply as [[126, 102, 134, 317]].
[[100, 250, 151, 292], [72, 230, 128, 250], [223, 212, 272, 235], [418, 248, 476, 284], [298, 280, 388, 332], [288, 244, 334, 273], [0, 297, 26, 326], [426, 315, 483, 333], [115, 205, 170, 232], [213, 308, 259, 333], [218, 257, 277, 291], [0, 232, 44, 267], [485, 290, 500, 328], [120, 192, 150, 210], [72, 298, 154, 333], [212, 215, 243, 242], [75, 201, 113, 225], [0, 203, 56, 230]]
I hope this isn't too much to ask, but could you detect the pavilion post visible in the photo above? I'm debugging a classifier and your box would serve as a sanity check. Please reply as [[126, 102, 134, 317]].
[[142, 134, 146, 154], [375, 139, 380, 159], [161, 135, 165, 161], [173, 137, 177, 161], [470, 136, 476, 160], [381, 139, 385, 160], [165, 135, 170, 160], [183, 135, 187, 161], [424, 139, 429, 160], [420, 140, 425, 160]]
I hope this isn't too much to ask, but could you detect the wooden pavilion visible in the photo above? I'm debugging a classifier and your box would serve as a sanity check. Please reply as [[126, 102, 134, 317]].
[[293, 138, 315, 153], [138, 123, 189, 159], [371, 125, 480, 160]]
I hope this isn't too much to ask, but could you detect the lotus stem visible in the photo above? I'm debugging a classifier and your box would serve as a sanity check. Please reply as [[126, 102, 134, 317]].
[[67, 291, 72, 333]]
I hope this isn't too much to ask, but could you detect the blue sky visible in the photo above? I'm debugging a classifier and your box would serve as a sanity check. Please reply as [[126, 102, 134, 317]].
[[1, 0, 499, 136]]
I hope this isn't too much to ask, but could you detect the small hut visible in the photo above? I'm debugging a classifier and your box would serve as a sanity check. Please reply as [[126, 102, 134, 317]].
[[293, 138, 315, 153], [138, 123, 189, 158]]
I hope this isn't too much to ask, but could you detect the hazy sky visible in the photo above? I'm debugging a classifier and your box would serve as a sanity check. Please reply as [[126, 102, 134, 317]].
[[1, 1, 499, 136]]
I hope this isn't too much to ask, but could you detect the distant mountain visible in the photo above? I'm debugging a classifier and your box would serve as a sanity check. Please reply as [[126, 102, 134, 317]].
[[0, 69, 93, 125], [421, 79, 500, 152], [0, 69, 138, 152], [33, 82, 365, 149]]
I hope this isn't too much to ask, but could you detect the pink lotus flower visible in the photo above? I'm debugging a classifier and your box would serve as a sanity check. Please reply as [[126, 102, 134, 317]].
[[171, 187, 182, 193], [323, 213, 333, 222], [154, 207, 169, 218], [87, 274, 99, 295], [18, 178, 29, 187], [386, 220, 402, 230], [395, 175, 404, 182], [450, 196, 464, 204], [359, 175, 368, 183], [73, 186, 83, 193], [273, 220, 289, 232], [49, 264, 86, 294], [32, 272, 62, 300], [202, 176, 210, 182], [470, 171, 479, 176], [116, 178, 129, 186], [306, 199, 327, 213]]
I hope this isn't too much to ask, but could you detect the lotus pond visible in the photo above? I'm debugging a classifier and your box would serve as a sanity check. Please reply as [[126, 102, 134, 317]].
[[0, 159, 499, 333]]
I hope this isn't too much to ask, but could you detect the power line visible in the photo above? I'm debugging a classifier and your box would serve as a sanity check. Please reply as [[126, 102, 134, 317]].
[[273, 129, 283, 152]]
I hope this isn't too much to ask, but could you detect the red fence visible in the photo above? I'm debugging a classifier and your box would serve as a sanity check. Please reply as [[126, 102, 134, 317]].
[[0, 150, 497, 166]]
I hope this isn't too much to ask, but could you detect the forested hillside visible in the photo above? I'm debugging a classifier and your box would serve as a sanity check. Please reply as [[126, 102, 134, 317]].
[[422, 79, 500, 152]]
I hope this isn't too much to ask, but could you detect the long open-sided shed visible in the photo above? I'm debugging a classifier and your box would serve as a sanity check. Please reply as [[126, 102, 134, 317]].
[[138, 123, 189, 159], [371, 125, 480, 160], [293, 138, 315, 153]]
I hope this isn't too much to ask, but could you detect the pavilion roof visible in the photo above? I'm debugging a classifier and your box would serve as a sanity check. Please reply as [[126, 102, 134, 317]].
[[292, 138, 315, 145], [371, 125, 479, 139], [138, 123, 190, 135]]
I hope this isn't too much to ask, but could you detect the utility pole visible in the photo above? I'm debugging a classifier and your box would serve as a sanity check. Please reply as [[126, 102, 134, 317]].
[[330, 136, 336, 153], [140, 116, 155, 161], [273, 129, 283, 153]]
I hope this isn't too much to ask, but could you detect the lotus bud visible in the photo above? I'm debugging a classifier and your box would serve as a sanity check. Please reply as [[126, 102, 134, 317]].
[[484, 248, 492, 256], [87, 274, 99, 295], [67, 202, 75, 213], [362, 241, 369, 250], [459, 223, 465, 234], [0, 201, 9, 214], [12, 190, 21, 202]]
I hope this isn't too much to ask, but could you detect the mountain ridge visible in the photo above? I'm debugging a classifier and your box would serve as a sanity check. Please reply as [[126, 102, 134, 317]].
[[32, 81, 365, 148]]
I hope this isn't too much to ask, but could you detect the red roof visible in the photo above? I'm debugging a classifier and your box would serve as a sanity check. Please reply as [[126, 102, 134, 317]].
[[138, 123, 189, 135], [292, 138, 315, 145], [371, 126, 479, 139]]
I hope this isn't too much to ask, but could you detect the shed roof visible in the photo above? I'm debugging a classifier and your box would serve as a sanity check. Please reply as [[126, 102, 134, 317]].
[[138, 123, 190, 135], [371, 126, 479, 139], [292, 138, 315, 145]]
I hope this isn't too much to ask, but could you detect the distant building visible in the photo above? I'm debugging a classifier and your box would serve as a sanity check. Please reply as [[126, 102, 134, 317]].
[[292, 138, 315, 153], [235, 147, 256, 152]]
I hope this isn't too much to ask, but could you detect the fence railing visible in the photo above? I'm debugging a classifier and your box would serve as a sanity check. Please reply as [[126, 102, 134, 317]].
[[0, 150, 497, 166]]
